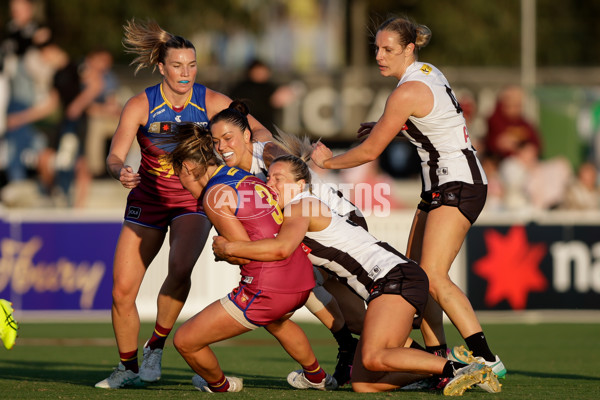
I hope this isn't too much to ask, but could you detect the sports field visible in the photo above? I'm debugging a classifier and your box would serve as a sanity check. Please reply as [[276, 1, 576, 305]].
[[1, 321, 598, 399]]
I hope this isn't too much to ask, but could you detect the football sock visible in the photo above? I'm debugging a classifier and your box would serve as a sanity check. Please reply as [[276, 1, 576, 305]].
[[332, 324, 355, 351], [464, 332, 496, 362], [409, 340, 425, 351], [207, 374, 230, 392], [119, 349, 139, 373], [441, 360, 467, 378], [147, 323, 171, 350], [426, 344, 448, 358], [302, 360, 327, 383]]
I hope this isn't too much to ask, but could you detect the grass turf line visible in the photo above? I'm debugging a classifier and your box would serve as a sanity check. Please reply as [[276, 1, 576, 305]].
[[0, 322, 599, 399]]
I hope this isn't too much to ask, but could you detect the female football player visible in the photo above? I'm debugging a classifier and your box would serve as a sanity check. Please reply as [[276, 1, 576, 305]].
[[212, 155, 501, 395], [95, 20, 272, 389], [310, 15, 505, 379]]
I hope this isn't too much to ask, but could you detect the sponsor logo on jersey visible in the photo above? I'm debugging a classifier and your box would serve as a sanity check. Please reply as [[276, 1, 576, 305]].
[[345, 218, 358, 227], [436, 167, 449, 176], [367, 265, 381, 279], [175, 115, 182, 122], [369, 283, 380, 294], [127, 206, 141, 219], [420, 64, 432, 74], [152, 108, 166, 119], [148, 121, 173, 134], [242, 275, 254, 284], [300, 243, 312, 254], [431, 191, 441, 205]]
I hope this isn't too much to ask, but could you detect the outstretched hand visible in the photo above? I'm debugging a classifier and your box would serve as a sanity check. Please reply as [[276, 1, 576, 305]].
[[310, 140, 333, 169]]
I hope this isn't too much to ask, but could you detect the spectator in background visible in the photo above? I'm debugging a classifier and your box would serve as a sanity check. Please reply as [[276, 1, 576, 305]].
[[1, 0, 52, 188], [560, 161, 600, 210], [498, 141, 572, 211], [457, 89, 507, 213], [479, 156, 504, 212], [230, 59, 295, 132], [0, 62, 8, 138], [485, 85, 574, 212], [484, 85, 542, 163], [456, 89, 485, 152], [7, 40, 98, 207], [82, 49, 123, 178]]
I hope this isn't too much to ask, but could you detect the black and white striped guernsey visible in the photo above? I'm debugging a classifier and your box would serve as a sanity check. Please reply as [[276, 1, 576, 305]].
[[398, 62, 488, 191], [289, 192, 413, 299]]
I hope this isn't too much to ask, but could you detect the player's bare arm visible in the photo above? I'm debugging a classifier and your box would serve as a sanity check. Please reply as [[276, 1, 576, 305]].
[[213, 200, 309, 261]]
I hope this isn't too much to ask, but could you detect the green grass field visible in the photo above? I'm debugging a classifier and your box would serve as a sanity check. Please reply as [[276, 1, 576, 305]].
[[1, 321, 599, 399]]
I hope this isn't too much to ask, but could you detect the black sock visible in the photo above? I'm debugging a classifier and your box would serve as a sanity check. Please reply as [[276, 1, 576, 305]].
[[441, 360, 467, 378], [332, 325, 356, 351], [426, 344, 448, 358], [410, 340, 425, 351], [464, 332, 495, 362]]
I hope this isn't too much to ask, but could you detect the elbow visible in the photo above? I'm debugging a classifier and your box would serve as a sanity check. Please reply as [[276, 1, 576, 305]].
[[273, 246, 295, 260], [363, 151, 379, 163], [360, 148, 379, 163]]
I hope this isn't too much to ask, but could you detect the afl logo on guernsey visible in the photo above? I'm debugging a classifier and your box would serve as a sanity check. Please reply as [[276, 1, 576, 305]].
[[420, 64, 432, 74], [175, 115, 182, 122]]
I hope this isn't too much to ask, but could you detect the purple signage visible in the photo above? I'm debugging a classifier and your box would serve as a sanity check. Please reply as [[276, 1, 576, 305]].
[[0, 220, 121, 310]]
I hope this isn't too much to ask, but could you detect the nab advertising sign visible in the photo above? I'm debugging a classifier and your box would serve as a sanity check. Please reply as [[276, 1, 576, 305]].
[[466, 224, 600, 310]]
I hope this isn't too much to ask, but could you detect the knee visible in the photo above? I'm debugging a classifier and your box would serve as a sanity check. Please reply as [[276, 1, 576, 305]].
[[111, 284, 138, 307], [425, 274, 452, 299], [172, 328, 191, 355], [166, 259, 195, 283], [352, 382, 379, 393], [360, 348, 384, 372]]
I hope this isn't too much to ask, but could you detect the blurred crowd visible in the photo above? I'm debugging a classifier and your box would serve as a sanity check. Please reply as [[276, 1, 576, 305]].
[[356, 83, 600, 215], [1, 0, 599, 213], [466, 85, 600, 213], [0, 0, 122, 207]]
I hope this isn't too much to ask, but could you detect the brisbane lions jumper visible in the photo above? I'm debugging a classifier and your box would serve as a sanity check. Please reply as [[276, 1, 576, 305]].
[[125, 83, 209, 228], [204, 165, 315, 294]]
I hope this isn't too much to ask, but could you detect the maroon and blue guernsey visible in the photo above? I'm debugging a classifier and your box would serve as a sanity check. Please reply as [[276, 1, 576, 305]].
[[204, 165, 315, 294], [136, 82, 210, 205]]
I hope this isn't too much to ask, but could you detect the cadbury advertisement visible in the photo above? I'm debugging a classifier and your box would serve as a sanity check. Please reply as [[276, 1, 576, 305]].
[[0, 219, 119, 311]]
